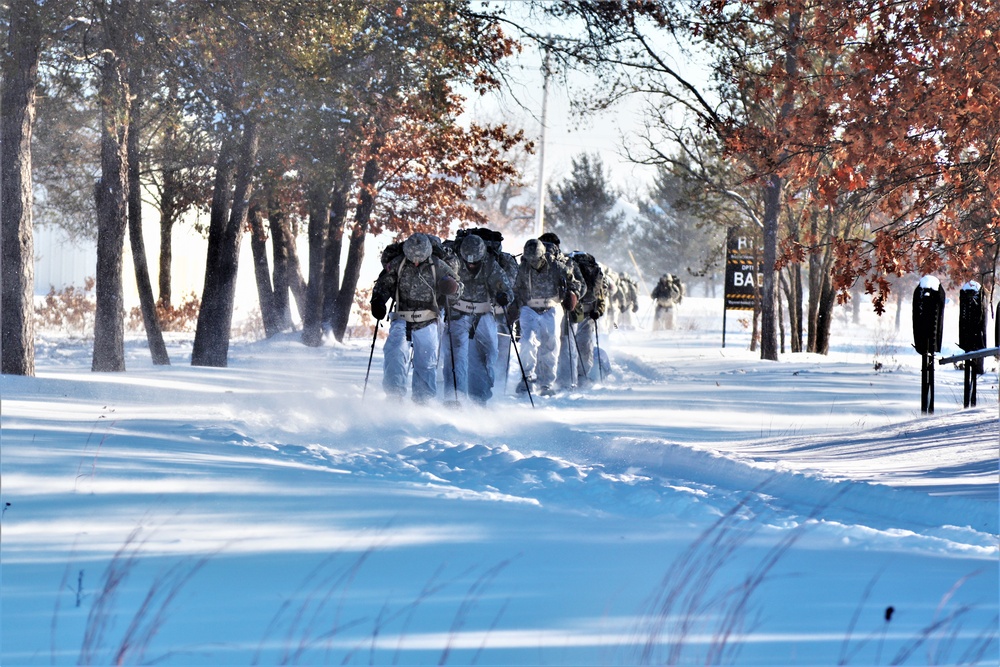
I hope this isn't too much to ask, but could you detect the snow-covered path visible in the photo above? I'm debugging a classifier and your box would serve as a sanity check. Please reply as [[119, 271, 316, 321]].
[[2, 298, 997, 665]]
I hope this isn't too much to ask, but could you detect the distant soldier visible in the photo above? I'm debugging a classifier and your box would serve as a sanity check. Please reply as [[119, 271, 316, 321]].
[[513, 238, 584, 396], [614, 272, 640, 330], [441, 234, 514, 405], [651, 273, 684, 331], [603, 266, 621, 331], [567, 252, 608, 384], [538, 232, 587, 390], [370, 233, 461, 403]]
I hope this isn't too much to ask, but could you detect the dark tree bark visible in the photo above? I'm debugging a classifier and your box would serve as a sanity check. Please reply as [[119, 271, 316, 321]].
[[805, 209, 839, 354], [269, 206, 307, 324], [247, 203, 279, 338], [1, 1, 43, 376], [322, 186, 347, 330], [301, 181, 331, 347], [268, 204, 292, 331], [329, 144, 381, 343], [759, 11, 802, 362], [192, 120, 259, 367], [157, 138, 182, 307], [759, 174, 781, 361], [92, 47, 131, 373], [191, 137, 235, 364], [126, 81, 170, 365], [815, 274, 836, 355]]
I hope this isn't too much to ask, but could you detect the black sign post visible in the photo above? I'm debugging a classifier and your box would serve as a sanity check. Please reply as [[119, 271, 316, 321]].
[[723, 228, 761, 347], [912, 276, 945, 414]]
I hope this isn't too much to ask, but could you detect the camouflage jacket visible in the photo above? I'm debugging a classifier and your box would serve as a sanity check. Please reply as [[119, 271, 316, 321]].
[[652, 278, 683, 306], [453, 255, 514, 312], [514, 253, 584, 311], [373, 255, 462, 327]]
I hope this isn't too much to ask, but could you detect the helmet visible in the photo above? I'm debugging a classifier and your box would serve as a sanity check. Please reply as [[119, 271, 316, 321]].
[[523, 239, 546, 264], [524, 239, 545, 263], [538, 232, 561, 247], [459, 234, 486, 263], [403, 233, 432, 264]]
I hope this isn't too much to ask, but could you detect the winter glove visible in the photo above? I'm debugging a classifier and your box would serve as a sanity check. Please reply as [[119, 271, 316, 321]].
[[495, 291, 509, 307], [563, 292, 579, 312], [594, 298, 606, 318], [590, 309, 601, 321], [438, 275, 460, 296], [632, 302, 639, 313], [371, 300, 387, 321]]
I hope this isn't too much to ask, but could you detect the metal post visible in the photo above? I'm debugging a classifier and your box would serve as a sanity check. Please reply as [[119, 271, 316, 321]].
[[534, 43, 550, 238]]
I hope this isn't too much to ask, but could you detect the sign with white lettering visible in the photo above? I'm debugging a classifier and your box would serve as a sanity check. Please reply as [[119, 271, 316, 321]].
[[725, 229, 760, 311]]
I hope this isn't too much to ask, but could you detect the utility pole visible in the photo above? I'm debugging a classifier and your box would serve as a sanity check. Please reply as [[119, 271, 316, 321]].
[[534, 43, 550, 238]]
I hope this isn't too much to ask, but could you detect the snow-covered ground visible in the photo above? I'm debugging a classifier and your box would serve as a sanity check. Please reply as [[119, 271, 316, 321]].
[[2, 296, 997, 666]]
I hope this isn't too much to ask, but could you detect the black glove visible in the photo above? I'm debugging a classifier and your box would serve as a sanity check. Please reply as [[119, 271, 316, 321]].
[[371, 301, 387, 320], [632, 303, 639, 313], [495, 292, 509, 307], [590, 309, 601, 320], [438, 275, 459, 296]]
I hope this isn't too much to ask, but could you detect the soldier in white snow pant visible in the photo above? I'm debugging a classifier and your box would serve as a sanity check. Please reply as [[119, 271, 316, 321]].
[[442, 312, 500, 404], [518, 305, 560, 390], [383, 315, 440, 403]]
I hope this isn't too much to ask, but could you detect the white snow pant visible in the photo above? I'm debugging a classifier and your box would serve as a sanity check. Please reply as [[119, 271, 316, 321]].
[[575, 317, 599, 382], [383, 315, 440, 403], [442, 312, 500, 404], [654, 305, 675, 331], [495, 322, 512, 393], [519, 305, 559, 389], [557, 317, 580, 390]]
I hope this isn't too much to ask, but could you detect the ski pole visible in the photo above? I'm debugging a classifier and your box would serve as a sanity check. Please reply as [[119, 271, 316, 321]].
[[567, 315, 586, 382], [362, 318, 381, 401], [503, 324, 513, 393], [508, 322, 534, 409], [492, 298, 513, 394], [594, 319, 604, 383], [446, 299, 460, 405]]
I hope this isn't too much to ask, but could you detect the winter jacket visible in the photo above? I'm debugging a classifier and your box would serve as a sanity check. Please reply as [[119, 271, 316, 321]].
[[373, 255, 462, 329], [514, 253, 584, 312], [452, 255, 514, 315]]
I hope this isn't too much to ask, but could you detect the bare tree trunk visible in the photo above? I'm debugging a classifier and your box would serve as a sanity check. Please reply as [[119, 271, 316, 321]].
[[759, 174, 781, 360], [330, 142, 381, 342], [322, 186, 346, 330], [269, 207, 307, 322], [815, 274, 836, 355], [192, 119, 259, 366], [777, 272, 787, 354], [759, 11, 802, 362], [127, 81, 170, 365], [158, 202, 175, 307], [268, 204, 292, 330], [92, 49, 130, 373], [301, 181, 331, 347], [247, 203, 279, 337], [157, 141, 182, 308], [1, 1, 42, 376], [784, 262, 803, 353]]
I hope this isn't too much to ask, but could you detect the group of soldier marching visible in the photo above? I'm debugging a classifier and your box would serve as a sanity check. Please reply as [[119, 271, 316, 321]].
[[369, 228, 644, 406]]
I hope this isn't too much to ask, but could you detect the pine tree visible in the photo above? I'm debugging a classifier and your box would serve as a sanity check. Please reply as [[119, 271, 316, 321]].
[[545, 153, 624, 257]]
